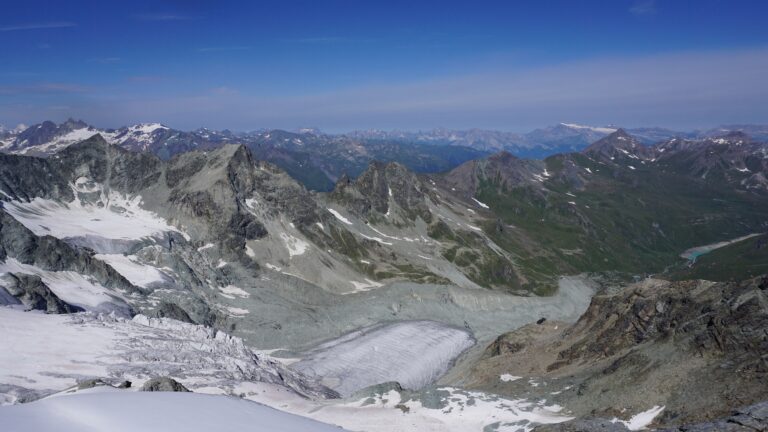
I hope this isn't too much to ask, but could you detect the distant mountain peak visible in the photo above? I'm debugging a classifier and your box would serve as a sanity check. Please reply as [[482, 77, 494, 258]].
[[582, 128, 651, 162], [487, 150, 520, 164], [708, 130, 752, 143]]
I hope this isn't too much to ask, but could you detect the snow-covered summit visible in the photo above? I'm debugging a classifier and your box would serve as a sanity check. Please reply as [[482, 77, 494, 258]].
[[560, 122, 618, 134]]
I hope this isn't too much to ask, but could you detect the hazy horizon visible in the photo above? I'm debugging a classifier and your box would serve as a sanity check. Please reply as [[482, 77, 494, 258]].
[[2, 118, 765, 136], [2, 0, 767, 131]]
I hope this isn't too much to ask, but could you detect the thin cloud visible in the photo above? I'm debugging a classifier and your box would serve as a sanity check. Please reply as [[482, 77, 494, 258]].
[[0, 82, 89, 95], [0, 22, 76, 32], [6, 47, 768, 132], [133, 13, 196, 21], [88, 57, 122, 64], [290, 36, 351, 44], [284, 36, 377, 44], [197, 46, 251, 52], [630, 0, 657, 16], [126, 75, 166, 83], [127, 47, 768, 131]]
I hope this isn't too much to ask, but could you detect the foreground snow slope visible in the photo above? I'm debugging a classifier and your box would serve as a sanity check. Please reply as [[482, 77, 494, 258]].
[[0, 390, 344, 432], [0, 306, 573, 431]]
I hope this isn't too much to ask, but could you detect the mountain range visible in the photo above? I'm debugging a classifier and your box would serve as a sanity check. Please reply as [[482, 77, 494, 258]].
[[3, 119, 766, 191], [1, 121, 767, 430]]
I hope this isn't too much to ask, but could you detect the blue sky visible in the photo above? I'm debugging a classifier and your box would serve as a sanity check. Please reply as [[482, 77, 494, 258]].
[[1, 0, 767, 132]]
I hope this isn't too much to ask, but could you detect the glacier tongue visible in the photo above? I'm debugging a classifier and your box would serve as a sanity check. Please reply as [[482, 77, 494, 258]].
[[292, 320, 474, 396]]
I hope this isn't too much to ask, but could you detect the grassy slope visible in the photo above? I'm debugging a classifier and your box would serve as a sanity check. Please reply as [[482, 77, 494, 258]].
[[474, 153, 768, 282]]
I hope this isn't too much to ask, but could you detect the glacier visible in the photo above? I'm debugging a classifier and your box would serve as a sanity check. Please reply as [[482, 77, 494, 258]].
[[292, 320, 475, 396]]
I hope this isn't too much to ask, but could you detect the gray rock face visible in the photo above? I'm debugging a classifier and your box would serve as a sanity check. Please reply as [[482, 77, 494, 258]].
[[331, 161, 433, 222], [77, 378, 109, 390], [657, 401, 768, 431], [139, 377, 191, 393], [52, 135, 164, 195], [0, 273, 83, 313], [442, 150, 544, 197], [0, 209, 139, 296], [151, 302, 194, 324], [533, 419, 631, 432], [0, 153, 73, 202]]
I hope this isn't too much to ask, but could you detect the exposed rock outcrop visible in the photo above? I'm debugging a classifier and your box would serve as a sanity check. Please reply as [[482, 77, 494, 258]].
[[0, 273, 83, 313], [139, 377, 190, 393]]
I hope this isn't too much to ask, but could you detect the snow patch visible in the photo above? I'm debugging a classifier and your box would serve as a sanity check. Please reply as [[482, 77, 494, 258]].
[[219, 285, 250, 298], [360, 234, 393, 246], [471, 197, 490, 209], [197, 243, 215, 252], [327, 208, 353, 225], [499, 374, 523, 382], [94, 254, 168, 288], [612, 406, 665, 430], [227, 307, 250, 316], [347, 278, 384, 294], [500, 374, 522, 382], [4, 192, 184, 244], [279, 233, 309, 257], [561, 123, 617, 134]]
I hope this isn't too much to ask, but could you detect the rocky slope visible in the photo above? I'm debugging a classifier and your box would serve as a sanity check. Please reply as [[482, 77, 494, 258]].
[[462, 276, 768, 428]]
